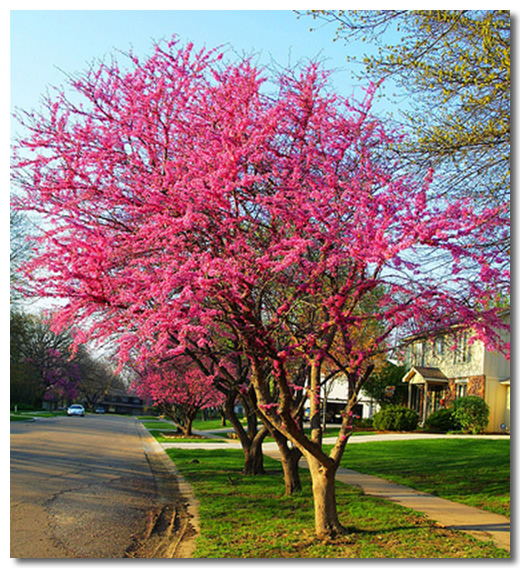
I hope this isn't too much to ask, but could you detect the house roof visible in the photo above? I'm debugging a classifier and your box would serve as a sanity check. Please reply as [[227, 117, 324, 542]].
[[403, 309, 510, 344], [402, 366, 449, 384]]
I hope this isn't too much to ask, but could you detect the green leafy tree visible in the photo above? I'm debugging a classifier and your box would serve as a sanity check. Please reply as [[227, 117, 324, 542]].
[[303, 10, 510, 214], [362, 361, 407, 407]]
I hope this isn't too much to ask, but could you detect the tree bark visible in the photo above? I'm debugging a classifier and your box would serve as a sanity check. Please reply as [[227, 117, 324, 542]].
[[183, 417, 193, 436], [223, 388, 268, 475], [268, 426, 302, 495], [309, 363, 323, 445], [306, 454, 345, 539], [278, 442, 302, 495], [242, 429, 267, 475]]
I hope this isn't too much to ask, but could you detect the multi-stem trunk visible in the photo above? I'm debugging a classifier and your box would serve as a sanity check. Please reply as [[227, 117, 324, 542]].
[[224, 389, 267, 475], [163, 406, 195, 437], [182, 420, 193, 436]]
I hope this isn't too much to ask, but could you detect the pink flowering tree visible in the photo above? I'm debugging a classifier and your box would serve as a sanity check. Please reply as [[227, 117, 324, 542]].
[[12, 38, 509, 538], [135, 358, 223, 436]]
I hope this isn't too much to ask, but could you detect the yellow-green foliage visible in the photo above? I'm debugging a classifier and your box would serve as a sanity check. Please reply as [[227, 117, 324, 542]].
[[305, 10, 510, 204]]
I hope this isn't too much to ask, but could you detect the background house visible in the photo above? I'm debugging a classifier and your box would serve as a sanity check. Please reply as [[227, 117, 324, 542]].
[[96, 387, 144, 415], [325, 374, 380, 422], [304, 374, 380, 424], [402, 311, 510, 433]]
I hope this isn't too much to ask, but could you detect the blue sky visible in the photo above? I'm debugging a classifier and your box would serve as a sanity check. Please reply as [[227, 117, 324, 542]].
[[9, 9, 395, 316], [10, 9, 396, 141]]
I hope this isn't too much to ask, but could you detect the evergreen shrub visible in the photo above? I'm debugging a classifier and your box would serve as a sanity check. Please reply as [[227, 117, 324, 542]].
[[372, 405, 419, 431], [451, 395, 490, 434], [424, 408, 460, 432]]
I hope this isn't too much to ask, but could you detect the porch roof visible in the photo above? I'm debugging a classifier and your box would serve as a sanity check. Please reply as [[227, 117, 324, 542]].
[[402, 366, 449, 385]]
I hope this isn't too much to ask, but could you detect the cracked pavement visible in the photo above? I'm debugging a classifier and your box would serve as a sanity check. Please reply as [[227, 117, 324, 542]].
[[10, 414, 174, 558]]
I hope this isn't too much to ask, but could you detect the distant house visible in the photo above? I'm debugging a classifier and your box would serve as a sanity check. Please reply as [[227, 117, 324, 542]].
[[324, 374, 380, 422], [303, 374, 379, 424], [97, 387, 144, 416], [402, 311, 510, 433]]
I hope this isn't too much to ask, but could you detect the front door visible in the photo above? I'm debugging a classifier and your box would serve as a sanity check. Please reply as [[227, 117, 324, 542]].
[[410, 384, 424, 420], [427, 385, 447, 416]]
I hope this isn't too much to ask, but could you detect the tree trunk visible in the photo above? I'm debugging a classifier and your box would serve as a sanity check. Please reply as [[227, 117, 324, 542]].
[[242, 430, 266, 475], [181, 416, 193, 436], [268, 426, 302, 495], [306, 454, 345, 539], [278, 443, 302, 495], [309, 363, 323, 446], [222, 389, 267, 475]]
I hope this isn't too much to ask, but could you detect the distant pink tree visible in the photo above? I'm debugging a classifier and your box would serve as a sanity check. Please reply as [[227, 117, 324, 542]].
[[135, 358, 223, 436], [12, 38, 509, 538]]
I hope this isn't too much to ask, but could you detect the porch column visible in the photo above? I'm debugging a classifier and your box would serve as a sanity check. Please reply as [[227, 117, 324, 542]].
[[422, 381, 428, 424], [408, 382, 412, 408]]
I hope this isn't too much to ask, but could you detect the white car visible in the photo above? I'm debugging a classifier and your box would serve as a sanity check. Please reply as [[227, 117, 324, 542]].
[[67, 404, 85, 416]]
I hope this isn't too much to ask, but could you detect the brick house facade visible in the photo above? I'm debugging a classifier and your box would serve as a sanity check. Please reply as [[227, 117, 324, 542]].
[[402, 311, 510, 433]]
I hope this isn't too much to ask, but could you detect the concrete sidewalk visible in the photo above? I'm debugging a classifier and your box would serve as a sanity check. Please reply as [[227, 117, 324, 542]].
[[263, 447, 510, 552], [162, 430, 510, 552]]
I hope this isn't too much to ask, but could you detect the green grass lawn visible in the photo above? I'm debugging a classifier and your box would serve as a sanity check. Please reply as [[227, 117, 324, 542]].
[[207, 427, 378, 442], [149, 430, 228, 444], [10, 410, 65, 421], [10, 413, 36, 421], [166, 447, 508, 558], [139, 416, 231, 431], [331, 439, 510, 518], [140, 421, 178, 430]]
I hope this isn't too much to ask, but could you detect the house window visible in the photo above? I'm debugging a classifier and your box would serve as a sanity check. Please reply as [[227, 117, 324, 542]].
[[428, 385, 447, 415], [455, 380, 468, 398], [434, 336, 444, 356], [414, 341, 426, 366], [454, 332, 471, 364]]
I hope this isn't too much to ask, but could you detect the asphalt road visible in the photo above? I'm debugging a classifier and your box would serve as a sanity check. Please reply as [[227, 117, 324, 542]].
[[10, 414, 168, 558]]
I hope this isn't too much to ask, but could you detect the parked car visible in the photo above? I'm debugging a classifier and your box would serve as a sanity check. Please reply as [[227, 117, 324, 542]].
[[67, 404, 85, 416], [95, 406, 105, 414]]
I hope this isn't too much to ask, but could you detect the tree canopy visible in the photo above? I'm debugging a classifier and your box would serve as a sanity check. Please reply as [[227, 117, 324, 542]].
[[304, 10, 510, 212], [11, 37, 509, 538]]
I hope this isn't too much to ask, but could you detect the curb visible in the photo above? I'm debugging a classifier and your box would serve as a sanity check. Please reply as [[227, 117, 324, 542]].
[[136, 422, 201, 557]]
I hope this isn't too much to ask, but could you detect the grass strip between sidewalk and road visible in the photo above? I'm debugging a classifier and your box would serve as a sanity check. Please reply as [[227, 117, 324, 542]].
[[164, 446, 508, 558], [149, 431, 228, 444], [137, 416, 231, 431]]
